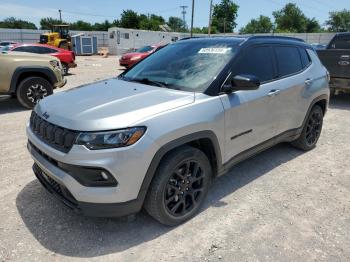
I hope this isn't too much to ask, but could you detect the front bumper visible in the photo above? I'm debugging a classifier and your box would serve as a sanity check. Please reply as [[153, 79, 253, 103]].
[[26, 125, 159, 216], [32, 163, 141, 217]]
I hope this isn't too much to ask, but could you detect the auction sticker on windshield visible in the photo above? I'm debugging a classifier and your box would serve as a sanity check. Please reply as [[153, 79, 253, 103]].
[[198, 48, 232, 54]]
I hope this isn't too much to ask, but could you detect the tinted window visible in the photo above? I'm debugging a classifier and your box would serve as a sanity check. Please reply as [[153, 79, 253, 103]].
[[233, 46, 275, 82], [12, 46, 29, 52], [37, 47, 56, 54], [299, 48, 311, 68], [330, 37, 350, 49], [275, 46, 303, 77]]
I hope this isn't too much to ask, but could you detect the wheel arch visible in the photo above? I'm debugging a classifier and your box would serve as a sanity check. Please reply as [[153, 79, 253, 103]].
[[9, 67, 56, 94], [137, 131, 222, 205]]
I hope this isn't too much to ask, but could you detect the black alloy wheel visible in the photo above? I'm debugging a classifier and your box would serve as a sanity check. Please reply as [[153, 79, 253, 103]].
[[305, 109, 323, 147], [164, 160, 205, 217]]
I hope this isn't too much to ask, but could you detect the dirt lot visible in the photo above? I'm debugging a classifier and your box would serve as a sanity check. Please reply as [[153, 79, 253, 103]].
[[0, 56, 349, 262]]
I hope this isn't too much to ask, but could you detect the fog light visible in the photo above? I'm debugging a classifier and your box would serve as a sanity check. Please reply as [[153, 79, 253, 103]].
[[101, 171, 109, 180]]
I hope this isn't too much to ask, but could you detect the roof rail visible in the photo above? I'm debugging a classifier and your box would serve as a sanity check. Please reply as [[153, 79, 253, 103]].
[[247, 35, 305, 42]]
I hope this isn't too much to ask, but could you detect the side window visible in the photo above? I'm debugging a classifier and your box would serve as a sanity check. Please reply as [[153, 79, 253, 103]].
[[275, 46, 303, 77], [233, 46, 275, 83], [299, 48, 311, 68], [330, 37, 350, 49], [12, 46, 27, 52], [38, 47, 55, 54]]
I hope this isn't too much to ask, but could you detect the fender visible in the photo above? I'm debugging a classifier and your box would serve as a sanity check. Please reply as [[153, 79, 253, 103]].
[[136, 130, 222, 204], [9, 66, 57, 93]]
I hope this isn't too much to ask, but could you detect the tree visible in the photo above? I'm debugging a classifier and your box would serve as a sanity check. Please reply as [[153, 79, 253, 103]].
[[273, 3, 321, 33], [93, 20, 112, 31], [119, 10, 140, 29], [306, 18, 321, 33], [326, 9, 350, 32], [167, 16, 185, 32], [70, 20, 94, 31], [211, 0, 239, 33], [0, 17, 37, 29], [239, 15, 273, 34], [40, 17, 63, 30]]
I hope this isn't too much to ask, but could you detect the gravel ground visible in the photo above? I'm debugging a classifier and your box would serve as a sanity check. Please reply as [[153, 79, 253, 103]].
[[0, 56, 349, 262]]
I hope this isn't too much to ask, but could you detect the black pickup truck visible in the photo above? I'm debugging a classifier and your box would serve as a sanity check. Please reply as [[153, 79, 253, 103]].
[[317, 33, 350, 95]]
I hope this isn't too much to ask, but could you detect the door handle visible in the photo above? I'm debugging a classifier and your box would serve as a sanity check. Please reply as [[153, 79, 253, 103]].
[[267, 89, 280, 97], [305, 79, 313, 86]]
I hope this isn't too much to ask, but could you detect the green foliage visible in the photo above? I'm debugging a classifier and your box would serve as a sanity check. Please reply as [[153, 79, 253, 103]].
[[119, 9, 140, 29], [239, 15, 273, 34], [326, 9, 350, 32], [211, 0, 239, 33], [167, 16, 185, 32], [0, 17, 37, 29], [40, 17, 62, 30], [273, 3, 321, 33]]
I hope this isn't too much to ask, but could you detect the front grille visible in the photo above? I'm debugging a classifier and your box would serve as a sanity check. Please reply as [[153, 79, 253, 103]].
[[30, 111, 79, 153], [33, 163, 78, 208]]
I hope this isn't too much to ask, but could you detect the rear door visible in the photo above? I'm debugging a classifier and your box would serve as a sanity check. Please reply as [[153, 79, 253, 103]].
[[317, 35, 350, 79], [220, 45, 281, 162], [271, 45, 314, 132]]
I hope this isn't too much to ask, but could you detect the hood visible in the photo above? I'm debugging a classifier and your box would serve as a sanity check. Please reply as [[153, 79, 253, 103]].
[[122, 52, 147, 59], [4, 51, 56, 61], [35, 78, 195, 131]]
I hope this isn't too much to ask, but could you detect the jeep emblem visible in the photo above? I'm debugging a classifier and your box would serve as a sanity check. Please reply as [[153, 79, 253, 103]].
[[42, 112, 50, 119]]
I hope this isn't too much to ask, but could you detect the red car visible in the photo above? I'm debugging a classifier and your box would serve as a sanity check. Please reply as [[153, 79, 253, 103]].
[[11, 44, 77, 75], [119, 44, 164, 68]]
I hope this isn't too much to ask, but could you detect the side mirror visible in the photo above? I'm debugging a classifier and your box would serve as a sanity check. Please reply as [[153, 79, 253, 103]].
[[222, 74, 261, 93]]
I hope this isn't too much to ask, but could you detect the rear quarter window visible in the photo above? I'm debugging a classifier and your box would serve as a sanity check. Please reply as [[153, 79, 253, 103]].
[[299, 48, 311, 68], [275, 46, 303, 77]]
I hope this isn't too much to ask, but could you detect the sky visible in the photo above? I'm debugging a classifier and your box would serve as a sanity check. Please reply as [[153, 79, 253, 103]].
[[0, 0, 348, 31]]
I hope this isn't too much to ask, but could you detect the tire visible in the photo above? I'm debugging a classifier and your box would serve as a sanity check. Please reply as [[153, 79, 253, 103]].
[[62, 63, 69, 75], [59, 41, 69, 50], [330, 88, 336, 97], [144, 145, 212, 226], [291, 105, 323, 151], [16, 77, 53, 109]]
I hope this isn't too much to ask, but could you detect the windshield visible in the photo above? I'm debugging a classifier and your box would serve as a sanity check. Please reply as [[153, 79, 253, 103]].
[[135, 46, 154, 53], [122, 40, 239, 92]]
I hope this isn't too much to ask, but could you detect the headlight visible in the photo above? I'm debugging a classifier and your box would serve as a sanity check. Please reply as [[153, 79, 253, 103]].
[[50, 60, 60, 68], [75, 127, 146, 150], [130, 56, 142, 61]]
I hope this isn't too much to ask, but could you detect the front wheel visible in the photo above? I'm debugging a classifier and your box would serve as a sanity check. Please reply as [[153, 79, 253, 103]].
[[16, 77, 53, 109], [291, 105, 323, 151], [144, 146, 212, 226]]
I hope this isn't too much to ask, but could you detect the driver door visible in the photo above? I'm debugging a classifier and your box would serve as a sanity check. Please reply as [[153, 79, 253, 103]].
[[220, 45, 281, 163]]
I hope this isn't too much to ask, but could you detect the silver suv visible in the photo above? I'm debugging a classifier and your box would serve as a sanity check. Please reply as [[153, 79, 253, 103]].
[[26, 36, 329, 226]]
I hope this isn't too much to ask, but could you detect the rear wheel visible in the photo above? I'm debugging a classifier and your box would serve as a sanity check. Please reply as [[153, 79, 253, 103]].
[[58, 41, 69, 50], [144, 146, 212, 226], [291, 105, 323, 151], [16, 77, 53, 109]]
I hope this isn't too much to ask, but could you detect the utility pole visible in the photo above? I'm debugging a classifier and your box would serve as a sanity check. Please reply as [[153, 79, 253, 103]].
[[59, 9, 62, 23], [190, 0, 195, 37], [208, 0, 213, 36], [180, 5, 188, 30]]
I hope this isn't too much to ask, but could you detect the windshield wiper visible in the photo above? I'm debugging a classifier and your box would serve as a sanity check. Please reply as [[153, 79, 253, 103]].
[[131, 78, 168, 88]]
